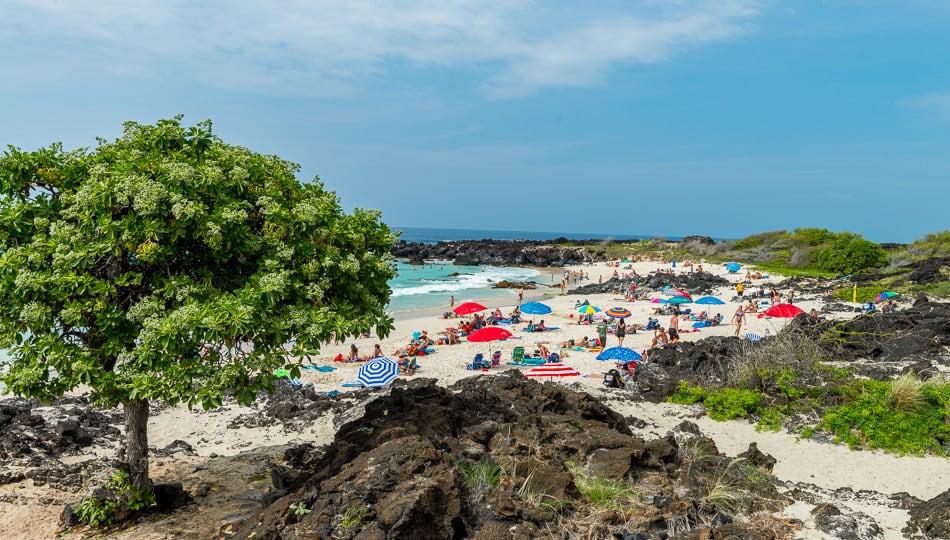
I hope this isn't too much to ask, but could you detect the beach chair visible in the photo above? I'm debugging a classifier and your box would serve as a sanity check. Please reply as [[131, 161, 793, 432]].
[[466, 353, 487, 370], [745, 333, 763, 342], [491, 351, 502, 367], [511, 347, 525, 364]]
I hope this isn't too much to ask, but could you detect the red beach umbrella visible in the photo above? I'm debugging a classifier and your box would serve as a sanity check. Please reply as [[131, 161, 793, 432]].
[[524, 362, 580, 378], [673, 288, 693, 300], [466, 327, 513, 342], [763, 303, 804, 318], [454, 302, 487, 315]]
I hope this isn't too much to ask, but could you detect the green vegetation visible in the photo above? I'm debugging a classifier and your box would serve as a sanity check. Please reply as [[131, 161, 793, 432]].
[[566, 463, 638, 518], [342, 506, 373, 529], [832, 285, 881, 303], [74, 470, 156, 527], [704, 388, 762, 421], [290, 502, 312, 516], [0, 117, 397, 492], [669, 382, 708, 405], [818, 233, 888, 274], [457, 457, 505, 500], [806, 378, 950, 455]]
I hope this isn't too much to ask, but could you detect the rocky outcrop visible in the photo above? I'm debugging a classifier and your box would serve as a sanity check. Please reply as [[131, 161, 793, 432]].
[[230, 373, 788, 539], [391, 239, 594, 266], [904, 488, 950, 539], [571, 271, 731, 297]]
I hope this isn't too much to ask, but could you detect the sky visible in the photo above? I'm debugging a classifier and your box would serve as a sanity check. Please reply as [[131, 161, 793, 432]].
[[1, 1, 948, 243]]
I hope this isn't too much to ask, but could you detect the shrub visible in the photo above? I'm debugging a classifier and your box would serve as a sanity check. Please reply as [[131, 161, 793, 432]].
[[704, 388, 762, 421], [74, 470, 155, 527], [807, 379, 950, 455], [890, 374, 924, 413], [669, 383, 708, 405], [818, 233, 887, 274]]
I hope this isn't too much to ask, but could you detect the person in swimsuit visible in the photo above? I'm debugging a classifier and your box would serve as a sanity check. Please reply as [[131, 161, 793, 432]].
[[616, 318, 627, 346], [733, 308, 745, 336]]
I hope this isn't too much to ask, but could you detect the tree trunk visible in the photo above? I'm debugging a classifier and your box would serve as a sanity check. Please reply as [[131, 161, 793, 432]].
[[121, 399, 150, 491]]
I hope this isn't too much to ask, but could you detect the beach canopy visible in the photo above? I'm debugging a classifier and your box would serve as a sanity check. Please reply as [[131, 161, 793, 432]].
[[524, 362, 580, 378], [576, 304, 601, 314], [466, 327, 513, 342], [604, 307, 632, 318], [357, 357, 399, 388], [876, 291, 898, 301], [595, 347, 643, 362], [520, 301, 552, 315], [454, 301, 487, 315], [763, 303, 804, 318], [694, 296, 725, 305], [726, 262, 741, 272]]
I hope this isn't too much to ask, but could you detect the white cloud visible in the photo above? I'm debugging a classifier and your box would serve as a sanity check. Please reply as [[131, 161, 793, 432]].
[[901, 93, 950, 115], [1, 0, 763, 97]]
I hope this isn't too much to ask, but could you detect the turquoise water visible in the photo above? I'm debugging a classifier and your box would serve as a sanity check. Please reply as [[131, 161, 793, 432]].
[[388, 261, 541, 314]]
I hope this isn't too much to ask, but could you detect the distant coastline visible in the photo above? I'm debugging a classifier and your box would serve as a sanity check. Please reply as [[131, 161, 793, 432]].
[[394, 226, 718, 244]]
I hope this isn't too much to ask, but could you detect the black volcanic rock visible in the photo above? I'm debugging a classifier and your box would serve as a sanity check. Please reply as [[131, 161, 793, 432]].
[[391, 239, 593, 267]]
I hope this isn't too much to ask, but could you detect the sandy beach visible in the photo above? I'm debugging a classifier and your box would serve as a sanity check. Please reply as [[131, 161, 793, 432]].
[[2, 258, 947, 539]]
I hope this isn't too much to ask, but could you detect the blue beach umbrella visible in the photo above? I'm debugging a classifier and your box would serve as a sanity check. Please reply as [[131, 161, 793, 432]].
[[357, 357, 399, 388], [726, 262, 741, 273], [520, 301, 552, 315], [596, 347, 643, 362], [694, 296, 725, 306]]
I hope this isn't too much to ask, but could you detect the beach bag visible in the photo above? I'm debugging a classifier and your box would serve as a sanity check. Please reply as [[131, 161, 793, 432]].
[[603, 369, 624, 388]]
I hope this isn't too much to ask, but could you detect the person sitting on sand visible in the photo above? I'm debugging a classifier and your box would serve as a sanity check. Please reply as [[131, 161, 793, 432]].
[[349, 344, 361, 362], [650, 327, 668, 348], [537, 343, 551, 360], [537, 319, 547, 331], [744, 299, 758, 313], [372, 344, 383, 358]]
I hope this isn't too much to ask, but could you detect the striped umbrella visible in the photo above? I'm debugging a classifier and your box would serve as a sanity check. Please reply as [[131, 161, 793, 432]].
[[356, 357, 399, 388], [524, 363, 580, 378], [604, 307, 632, 318]]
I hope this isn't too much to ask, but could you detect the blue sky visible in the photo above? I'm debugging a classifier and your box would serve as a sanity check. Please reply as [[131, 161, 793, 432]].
[[1, 1, 948, 243]]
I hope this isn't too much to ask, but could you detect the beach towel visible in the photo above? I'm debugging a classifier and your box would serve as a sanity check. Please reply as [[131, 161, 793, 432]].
[[303, 365, 337, 372], [341, 382, 362, 388]]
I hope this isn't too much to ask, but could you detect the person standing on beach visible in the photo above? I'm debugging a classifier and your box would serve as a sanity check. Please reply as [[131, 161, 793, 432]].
[[669, 314, 679, 343], [597, 320, 608, 349], [616, 319, 627, 346], [449, 295, 455, 309], [518, 287, 524, 305], [733, 308, 745, 336], [736, 282, 745, 299]]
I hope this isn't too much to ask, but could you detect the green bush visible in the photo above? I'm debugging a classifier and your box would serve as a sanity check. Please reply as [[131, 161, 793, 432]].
[[818, 233, 887, 274], [792, 228, 833, 246], [704, 388, 762, 421], [806, 379, 950, 455], [669, 382, 708, 405], [74, 470, 155, 527], [832, 286, 881, 303]]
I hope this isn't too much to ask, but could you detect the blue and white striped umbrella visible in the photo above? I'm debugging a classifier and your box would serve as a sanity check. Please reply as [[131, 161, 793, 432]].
[[595, 347, 643, 362], [357, 357, 399, 388], [520, 301, 552, 315]]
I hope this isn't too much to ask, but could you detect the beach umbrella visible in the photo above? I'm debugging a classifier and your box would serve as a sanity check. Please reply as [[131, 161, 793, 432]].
[[604, 307, 632, 318], [454, 301, 487, 315], [666, 296, 691, 305], [726, 262, 741, 273], [763, 303, 804, 318], [357, 357, 399, 388], [524, 362, 580, 378], [576, 304, 601, 314], [695, 296, 725, 305], [520, 301, 552, 315], [672, 288, 693, 300], [595, 347, 643, 362], [876, 291, 898, 301], [649, 298, 666, 304], [466, 327, 513, 342]]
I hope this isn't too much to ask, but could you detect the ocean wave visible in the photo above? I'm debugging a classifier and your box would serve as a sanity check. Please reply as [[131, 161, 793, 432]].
[[390, 266, 540, 298]]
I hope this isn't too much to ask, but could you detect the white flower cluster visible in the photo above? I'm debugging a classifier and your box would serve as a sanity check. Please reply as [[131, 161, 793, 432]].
[[126, 296, 164, 324], [228, 166, 249, 183], [256, 270, 289, 295], [19, 301, 50, 327], [132, 179, 167, 216], [219, 204, 249, 224], [203, 222, 223, 250], [161, 161, 196, 184]]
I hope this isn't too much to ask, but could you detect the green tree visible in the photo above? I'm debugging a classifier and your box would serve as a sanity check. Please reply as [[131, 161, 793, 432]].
[[0, 117, 396, 492], [818, 233, 887, 274]]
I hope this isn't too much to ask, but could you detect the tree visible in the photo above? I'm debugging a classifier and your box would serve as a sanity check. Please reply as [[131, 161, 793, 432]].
[[818, 233, 887, 275], [0, 117, 396, 492]]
